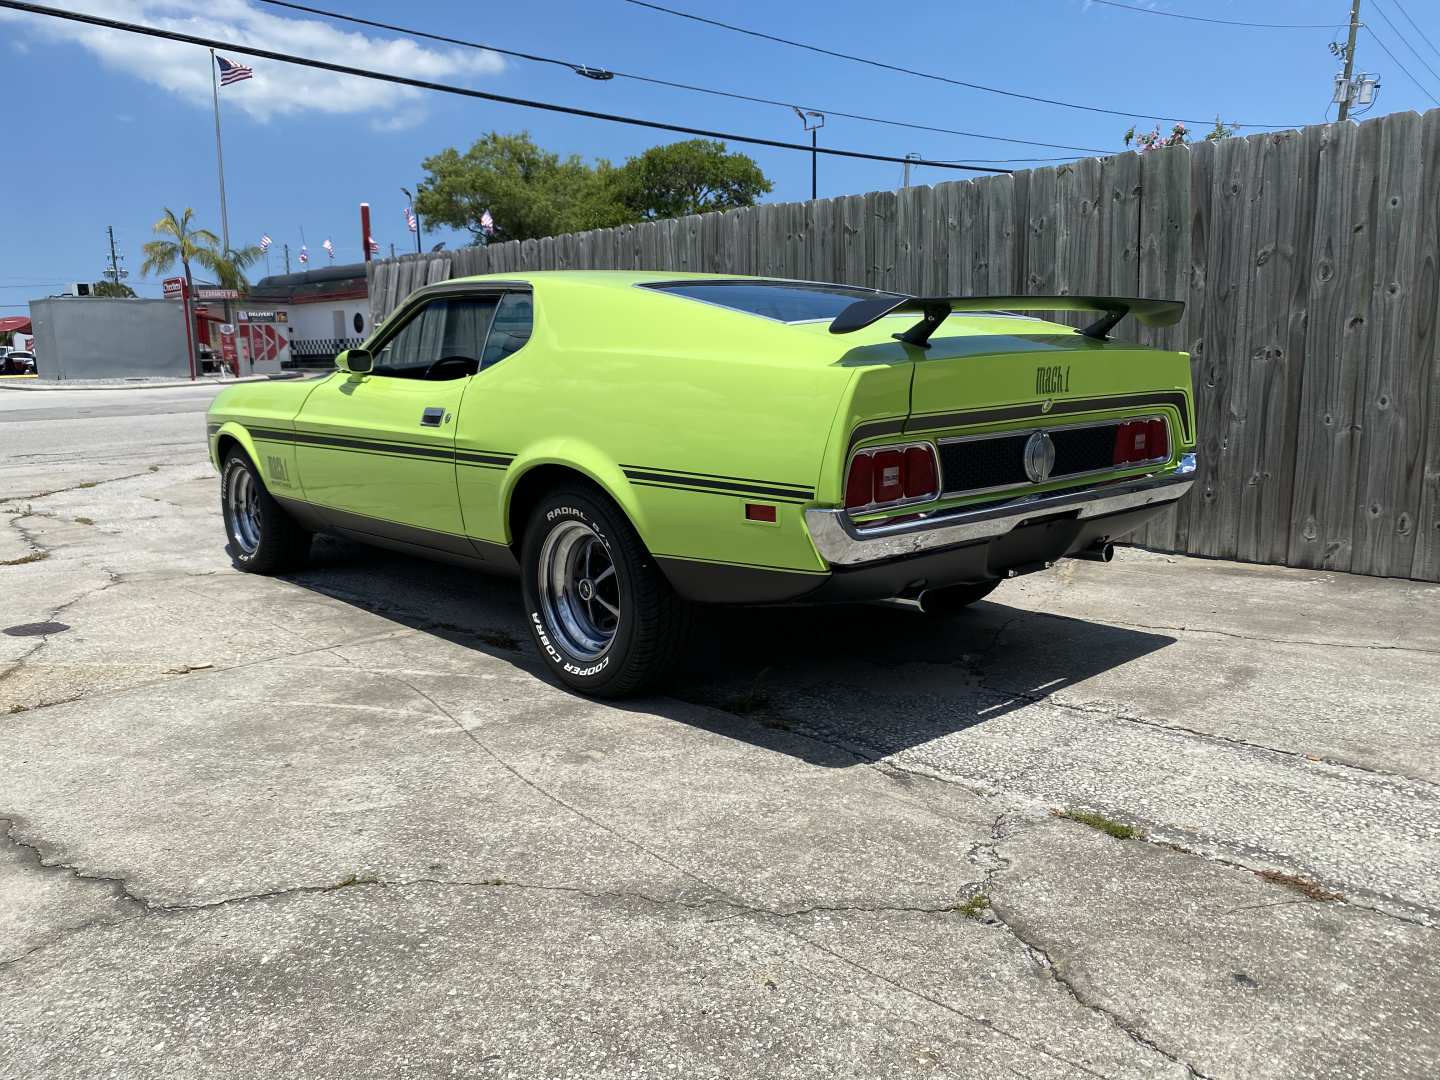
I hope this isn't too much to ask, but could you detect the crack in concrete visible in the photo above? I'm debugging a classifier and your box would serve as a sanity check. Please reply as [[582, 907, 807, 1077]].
[[0, 566, 123, 690], [1096, 616, 1440, 657], [985, 893, 1215, 1080], [978, 677, 1440, 795], [0, 469, 157, 507]]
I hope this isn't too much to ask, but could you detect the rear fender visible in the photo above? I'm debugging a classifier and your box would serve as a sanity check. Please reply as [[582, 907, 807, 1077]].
[[500, 439, 649, 546]]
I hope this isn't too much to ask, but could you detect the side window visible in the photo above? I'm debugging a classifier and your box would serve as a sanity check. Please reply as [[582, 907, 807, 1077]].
[[480, 292, 533, 370], [373, 296, 498, 380]]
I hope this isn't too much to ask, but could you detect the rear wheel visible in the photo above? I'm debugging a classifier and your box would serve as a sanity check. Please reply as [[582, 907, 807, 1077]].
[[918, 579, 1002, 615], [521, 486, 690, 697], [221, 451, 311, 574]]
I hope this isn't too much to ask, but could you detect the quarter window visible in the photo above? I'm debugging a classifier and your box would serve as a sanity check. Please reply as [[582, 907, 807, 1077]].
[[481, 292, 533, 369]]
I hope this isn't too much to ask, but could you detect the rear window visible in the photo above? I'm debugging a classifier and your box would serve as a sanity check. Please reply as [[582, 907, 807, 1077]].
[[644, 280, 899, 323]]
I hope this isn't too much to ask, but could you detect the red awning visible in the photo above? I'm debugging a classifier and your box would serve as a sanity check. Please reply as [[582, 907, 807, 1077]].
[[0, 316, 32, 334]]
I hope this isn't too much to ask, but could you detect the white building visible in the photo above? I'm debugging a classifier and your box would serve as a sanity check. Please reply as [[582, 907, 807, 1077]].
[[240, 262, 372, 369]]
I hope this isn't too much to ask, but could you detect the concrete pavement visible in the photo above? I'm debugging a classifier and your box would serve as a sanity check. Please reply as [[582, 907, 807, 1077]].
[[1, 384, 1437, 1079]]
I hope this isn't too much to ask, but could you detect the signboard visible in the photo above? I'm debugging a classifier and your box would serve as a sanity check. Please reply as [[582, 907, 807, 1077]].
[[162, 277, 185, 300], [238, 310, 286, 323], [218, 325, 239, 375], [194, 287, 240, 301]]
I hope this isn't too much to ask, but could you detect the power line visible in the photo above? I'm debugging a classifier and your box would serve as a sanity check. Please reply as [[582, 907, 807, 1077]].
[[623, 0, 1302, 128], [1087, 0, 1345, 30], [1387, 0, 1440, 63], [1363, 24, 1440, 104], [0, 1, 1010, 175], [256, 0, 1114, 155], [1370, 0, 1440, 95]]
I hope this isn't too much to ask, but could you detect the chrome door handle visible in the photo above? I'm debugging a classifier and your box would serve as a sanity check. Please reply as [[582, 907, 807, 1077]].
[[420, 407, 445, 427]]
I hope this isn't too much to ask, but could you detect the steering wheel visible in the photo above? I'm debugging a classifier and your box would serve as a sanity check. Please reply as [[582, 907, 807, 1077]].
[[424, 355, 478, 380]]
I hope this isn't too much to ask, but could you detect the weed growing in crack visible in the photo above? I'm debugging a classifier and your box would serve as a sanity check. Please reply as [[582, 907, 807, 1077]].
[[0, 551, 48, 567], [76, 482, 98, 490], [329, 873, 381, 891], [1257, 869, 1344, 903], [952, 893, 990, 919], [74, 517, 94, 526], [148, 465, 160, 473], [1053, 808, 1140, 841]]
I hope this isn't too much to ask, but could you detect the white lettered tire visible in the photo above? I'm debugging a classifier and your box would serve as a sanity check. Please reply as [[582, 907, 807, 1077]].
[[520, 486, 690, 697]]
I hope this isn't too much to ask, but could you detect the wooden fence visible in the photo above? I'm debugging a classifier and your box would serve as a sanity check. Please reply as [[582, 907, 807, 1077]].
[[368, 110, 1440, 583]]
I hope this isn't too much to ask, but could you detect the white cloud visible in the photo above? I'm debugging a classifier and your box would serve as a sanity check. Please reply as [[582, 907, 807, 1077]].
[[0, 0, 505, 126]]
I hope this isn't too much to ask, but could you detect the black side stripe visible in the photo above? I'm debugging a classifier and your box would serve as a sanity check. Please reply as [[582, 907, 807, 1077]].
[[619, 464, 813, 496], [624, 469, 813, 502], [245, 425, 517, 466]]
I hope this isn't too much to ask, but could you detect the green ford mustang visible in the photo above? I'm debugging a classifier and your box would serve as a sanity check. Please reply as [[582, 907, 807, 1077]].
[[207, 271, 1196, 696]]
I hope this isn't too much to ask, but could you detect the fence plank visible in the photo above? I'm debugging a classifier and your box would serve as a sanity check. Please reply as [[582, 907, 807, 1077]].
[[1288, 120, 1371, 571], [1022, 166, 1059, 295], [1350, 112, 1428, 577], [1226, 130, 1309, 565], [1412, 111, 1440, 582], [1132, 143, 1191, 549], [866, 190, 898, 290]]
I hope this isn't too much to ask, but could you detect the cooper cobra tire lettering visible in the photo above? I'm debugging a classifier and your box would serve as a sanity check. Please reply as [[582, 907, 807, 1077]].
[[520, 486, 691, 698]]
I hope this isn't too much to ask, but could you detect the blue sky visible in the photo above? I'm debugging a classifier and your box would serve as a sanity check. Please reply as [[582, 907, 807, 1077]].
[[2, 0, 1438, 311]]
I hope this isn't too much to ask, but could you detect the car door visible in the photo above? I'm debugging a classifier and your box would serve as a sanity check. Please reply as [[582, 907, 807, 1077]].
[[294, 292, 498, 550]]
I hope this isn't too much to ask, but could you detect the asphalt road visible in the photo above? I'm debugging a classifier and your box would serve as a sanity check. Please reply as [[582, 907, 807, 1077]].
[[2, 383, 1438, 1079]]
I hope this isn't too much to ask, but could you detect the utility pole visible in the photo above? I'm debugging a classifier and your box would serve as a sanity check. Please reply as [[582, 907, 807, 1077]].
[[103, 225, 127, 287], [902, 153, 922, 189], [794, 108, 825, 200], [1337, 0, 1362, 121], [283, 243, 291, 275]]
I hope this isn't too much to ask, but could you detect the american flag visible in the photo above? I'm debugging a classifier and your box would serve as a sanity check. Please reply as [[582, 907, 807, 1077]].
[[404, 206, 417, 233], [322, 238, 334, 260], [259, 233, 272, 252], [298, 244, 309, 264], [215, 55, 253, 86], [367, 236, 379, 256], [480, 209, 495, 236]]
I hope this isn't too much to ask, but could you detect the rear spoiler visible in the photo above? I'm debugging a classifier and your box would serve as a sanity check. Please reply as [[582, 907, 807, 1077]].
[[828, 294, 1186, 347]]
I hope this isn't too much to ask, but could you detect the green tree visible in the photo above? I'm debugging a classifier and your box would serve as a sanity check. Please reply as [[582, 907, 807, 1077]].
[[92, 280, 137, 298], [416, 133, 629, 244], [415, 133, 773, 243], [616, 139, 772, 221], [139, 207, 260, 292]]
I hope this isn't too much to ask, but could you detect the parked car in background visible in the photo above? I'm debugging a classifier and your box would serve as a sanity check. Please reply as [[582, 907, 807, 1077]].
[[1, 350, 36, 375], [206, 272, 1197, 697]]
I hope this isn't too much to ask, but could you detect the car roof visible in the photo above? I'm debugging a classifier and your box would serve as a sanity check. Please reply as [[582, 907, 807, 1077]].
[[445, 270, 882, 290]]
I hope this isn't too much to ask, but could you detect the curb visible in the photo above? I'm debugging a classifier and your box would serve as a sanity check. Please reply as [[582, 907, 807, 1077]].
[[0, 373, 308, 392]]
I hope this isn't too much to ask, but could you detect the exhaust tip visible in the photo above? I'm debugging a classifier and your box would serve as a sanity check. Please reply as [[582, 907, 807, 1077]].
[[1073, 541, 1115, 563]]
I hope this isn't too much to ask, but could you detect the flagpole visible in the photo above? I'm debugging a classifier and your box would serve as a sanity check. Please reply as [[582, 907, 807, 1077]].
[[210, 48, 234, 333]]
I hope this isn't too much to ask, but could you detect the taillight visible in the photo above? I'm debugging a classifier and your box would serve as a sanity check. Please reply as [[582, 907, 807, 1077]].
[[845, 443, 940, 511], [1113, 418, 1169, 466]]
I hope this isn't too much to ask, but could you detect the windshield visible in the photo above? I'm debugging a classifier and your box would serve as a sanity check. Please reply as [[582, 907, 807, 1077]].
[[644, 280, 901, 323]]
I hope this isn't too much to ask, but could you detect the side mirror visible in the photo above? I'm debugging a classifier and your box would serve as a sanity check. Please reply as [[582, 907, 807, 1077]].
[[336, 348, 373, 374]]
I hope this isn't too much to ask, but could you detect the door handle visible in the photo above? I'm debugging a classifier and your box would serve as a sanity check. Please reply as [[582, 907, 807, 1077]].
[[420, 407, 445, 428]]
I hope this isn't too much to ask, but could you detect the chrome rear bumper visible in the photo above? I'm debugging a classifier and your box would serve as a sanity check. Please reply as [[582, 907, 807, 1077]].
[[805, 454, 1197, 567]]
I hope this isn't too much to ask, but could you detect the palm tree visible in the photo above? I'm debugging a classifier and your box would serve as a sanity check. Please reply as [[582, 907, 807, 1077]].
[[140, 207, 221, 293]]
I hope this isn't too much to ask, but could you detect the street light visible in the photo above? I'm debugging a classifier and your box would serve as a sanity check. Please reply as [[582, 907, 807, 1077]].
[[793, 108, 825, 200], [400, 185, 422, 255]]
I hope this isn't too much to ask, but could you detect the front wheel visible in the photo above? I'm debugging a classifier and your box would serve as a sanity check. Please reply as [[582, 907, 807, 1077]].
[[221, 451, 311, 574], [520, 486, 690, 697]]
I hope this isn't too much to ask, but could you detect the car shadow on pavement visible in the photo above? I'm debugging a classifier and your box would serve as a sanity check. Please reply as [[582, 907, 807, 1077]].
[[659, 600, 1176, 766], [285, 536, 1175, 769]]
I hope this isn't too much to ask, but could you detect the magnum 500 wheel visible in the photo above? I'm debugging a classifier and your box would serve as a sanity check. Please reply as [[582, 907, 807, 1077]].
[[521, 486, 690, 697], [220, 451, 311, 574]]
